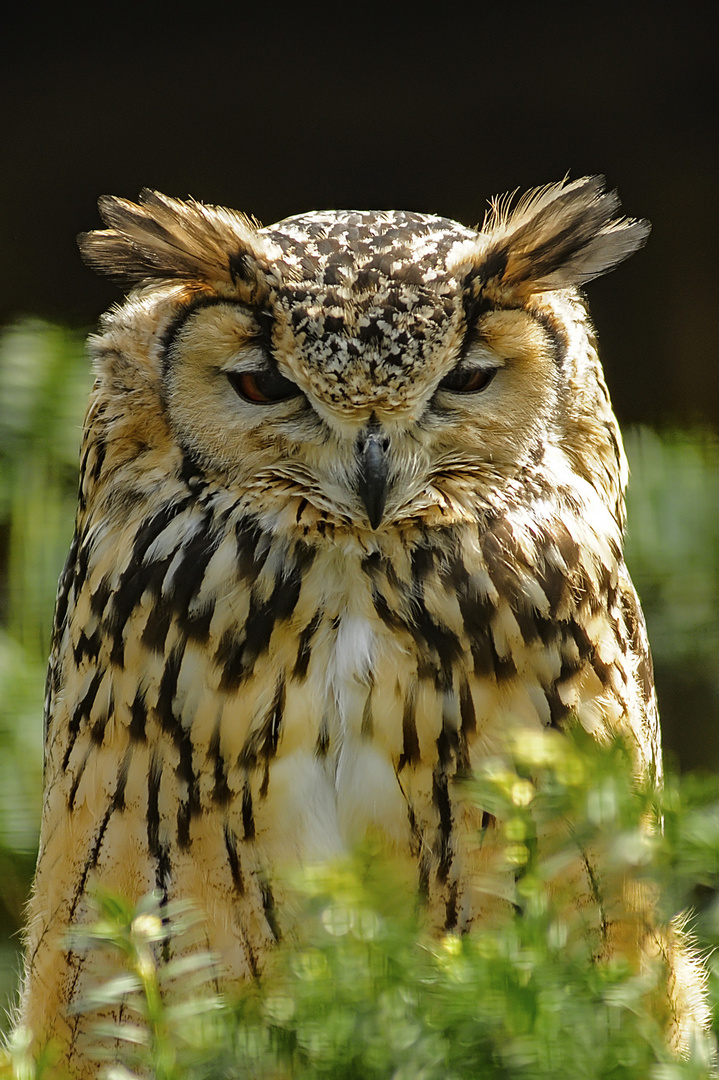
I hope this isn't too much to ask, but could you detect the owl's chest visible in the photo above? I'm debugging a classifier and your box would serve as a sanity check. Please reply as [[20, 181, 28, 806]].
[[245, 544, 418, 854], [294, 547, 401, 743], [286, 542, 411, 729]]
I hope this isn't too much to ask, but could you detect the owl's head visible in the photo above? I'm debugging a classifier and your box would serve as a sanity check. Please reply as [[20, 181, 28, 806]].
[[79, 177, 648, 537]]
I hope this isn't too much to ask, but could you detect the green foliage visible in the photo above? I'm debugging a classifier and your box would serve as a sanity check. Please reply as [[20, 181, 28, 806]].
[[0, 321, 92, 1022], [624, 428, 719, 671], [0, 320, 91, 864], [0, 321, 92, 659], [624, 427, 719, 772], [3, 730, 719, 1079]]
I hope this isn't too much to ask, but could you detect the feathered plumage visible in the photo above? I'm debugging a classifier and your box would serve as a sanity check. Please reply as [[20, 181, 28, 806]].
[[18, 177, 706, 1075]]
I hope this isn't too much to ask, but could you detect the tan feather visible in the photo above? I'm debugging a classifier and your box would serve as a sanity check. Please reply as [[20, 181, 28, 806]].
[[475, 175, 650, 294], [78, 189, 267, 287]]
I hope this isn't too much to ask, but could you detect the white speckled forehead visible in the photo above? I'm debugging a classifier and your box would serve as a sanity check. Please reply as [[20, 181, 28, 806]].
[[261, 209, 478, 277], [258, 210, 479, 410]]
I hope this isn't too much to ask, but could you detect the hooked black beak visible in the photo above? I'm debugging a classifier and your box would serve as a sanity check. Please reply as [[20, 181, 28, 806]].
[[356, 424, 391, 530]]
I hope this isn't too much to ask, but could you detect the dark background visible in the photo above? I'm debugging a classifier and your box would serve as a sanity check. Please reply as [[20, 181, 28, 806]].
[[1, 5, 716, 427]]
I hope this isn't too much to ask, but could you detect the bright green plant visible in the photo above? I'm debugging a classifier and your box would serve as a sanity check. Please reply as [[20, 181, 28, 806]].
[[3, 729, 718, 1079]]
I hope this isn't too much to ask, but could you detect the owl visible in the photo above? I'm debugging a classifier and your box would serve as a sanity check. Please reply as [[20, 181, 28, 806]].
[[18, 177, 708, 1072]]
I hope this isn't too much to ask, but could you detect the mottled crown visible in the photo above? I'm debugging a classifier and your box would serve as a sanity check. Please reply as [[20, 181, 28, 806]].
[[261, 210, 479, 403]]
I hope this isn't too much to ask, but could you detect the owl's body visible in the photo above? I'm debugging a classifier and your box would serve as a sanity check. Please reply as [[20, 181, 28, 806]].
[[18, 180, 706, 1070]]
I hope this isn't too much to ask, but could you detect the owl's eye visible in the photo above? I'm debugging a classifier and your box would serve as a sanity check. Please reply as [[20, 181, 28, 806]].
[[227, 368, 302, 404], [437, 366, 497, 394]]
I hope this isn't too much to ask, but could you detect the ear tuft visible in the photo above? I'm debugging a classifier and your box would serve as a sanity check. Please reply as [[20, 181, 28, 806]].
[[474, 176, 650, 295], [78, 190, 263, 287]]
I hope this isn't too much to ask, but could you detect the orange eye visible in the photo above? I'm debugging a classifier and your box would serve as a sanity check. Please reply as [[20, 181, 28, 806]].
[[438, 366, 497, 393], [227, 369, 301, 404]]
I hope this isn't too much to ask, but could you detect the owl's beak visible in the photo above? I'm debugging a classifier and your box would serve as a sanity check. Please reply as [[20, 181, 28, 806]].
[[356, 423, 391, 530]]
